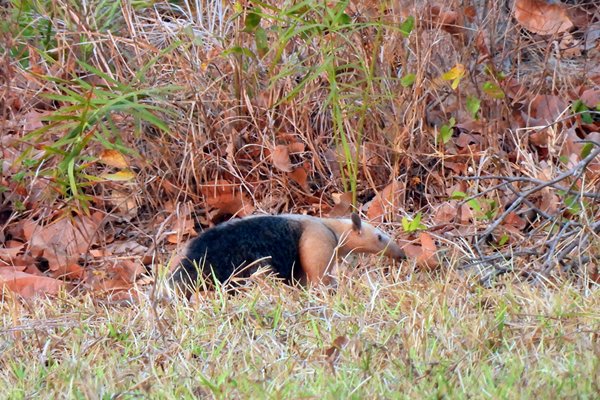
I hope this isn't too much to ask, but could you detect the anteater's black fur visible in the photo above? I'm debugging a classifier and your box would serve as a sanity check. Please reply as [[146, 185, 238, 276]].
[[172, 216, 305, 291]]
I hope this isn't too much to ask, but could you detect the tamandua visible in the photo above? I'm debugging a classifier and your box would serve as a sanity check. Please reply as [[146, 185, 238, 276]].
[[171, 213, 405, 295]]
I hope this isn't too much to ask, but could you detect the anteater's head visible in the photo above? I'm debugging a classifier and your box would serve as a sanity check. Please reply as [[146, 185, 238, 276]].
[[339, 213, 406, 261]]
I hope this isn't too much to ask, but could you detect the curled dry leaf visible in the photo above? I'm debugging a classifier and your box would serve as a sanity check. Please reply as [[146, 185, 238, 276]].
[[514, 0, 573, 35], [0, 269, 65, 298]]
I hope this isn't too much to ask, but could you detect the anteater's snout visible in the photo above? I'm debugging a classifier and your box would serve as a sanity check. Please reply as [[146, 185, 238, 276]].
[[386, 242, 406, 261]]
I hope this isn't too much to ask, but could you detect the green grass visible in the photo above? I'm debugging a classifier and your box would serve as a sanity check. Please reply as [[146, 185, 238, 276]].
[[1, 271, 598, 399]]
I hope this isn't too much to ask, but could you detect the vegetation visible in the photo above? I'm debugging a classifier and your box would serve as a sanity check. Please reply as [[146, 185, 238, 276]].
[[0, 0, 598, 397]]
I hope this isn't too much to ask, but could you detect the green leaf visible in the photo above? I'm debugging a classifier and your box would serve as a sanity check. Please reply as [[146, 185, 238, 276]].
[[571, 99, 593, 124], [402, 216, 410, 232], [482, 81, 505, 99], [498, 233, 509, 246], [467, 198, 481, 212], [223, 46, 256, 59], [565, 195, 581, 215], [439, 117, 456, 144], [255, 27, 269, 57], [580, 142, 593, 159], [336, 12, 351, 26], [466, 96, 481, 120], [450, 191, 466, 200], [400, 16, 414, 37], [400, 73, 416, 87], [244, 10, 262, 32]]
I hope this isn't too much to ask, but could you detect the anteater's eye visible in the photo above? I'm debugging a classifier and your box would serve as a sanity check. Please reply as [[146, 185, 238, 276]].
[[377, 234, 383, 242]]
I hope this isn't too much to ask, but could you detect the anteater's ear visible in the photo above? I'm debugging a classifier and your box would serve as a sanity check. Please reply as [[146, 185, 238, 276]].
[[351, 213, 362, 233]]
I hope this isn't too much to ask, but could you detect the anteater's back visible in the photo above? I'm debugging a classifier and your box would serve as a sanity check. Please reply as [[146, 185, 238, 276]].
[[171, 216, 305, 291]]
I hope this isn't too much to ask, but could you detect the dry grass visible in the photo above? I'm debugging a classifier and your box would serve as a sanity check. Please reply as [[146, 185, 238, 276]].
[[1, 269, 598, 398]]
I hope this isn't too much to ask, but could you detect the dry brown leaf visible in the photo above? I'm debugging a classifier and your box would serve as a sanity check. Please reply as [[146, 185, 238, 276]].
[[0, 245, 24, 263], [98, 149, 128, 168], [201, 180, 255, 219], [580, 88, 600, 109], [423, 5, 464, 35], [504, 212, 527, 231], [458, 203, 474, 225], [366, 181, 404, 222], [85, 259, 145, 294], [288, 165, 310, 191], [166, 217, 196, 244], [21, 110, 46, 132], [0, 269, 65, 298], [444, 161, 467, 175], [539, 189, 560, 214], [106, 240, 149, 256], [329, 192, 353, 217], [529, 95, 569, 125], [287, 142, 305, 154], [272, 145, 293, 172], [23, 212, 104, 277], [108, 190, 138, 219], [417, 232, 438, 270], [433, 202, 457, 224], [403, 232, 438, 270], [514, 0, 573, 35]]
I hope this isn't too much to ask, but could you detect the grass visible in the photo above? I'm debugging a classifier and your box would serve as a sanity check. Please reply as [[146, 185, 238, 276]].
[[1, 268, 598, 399]]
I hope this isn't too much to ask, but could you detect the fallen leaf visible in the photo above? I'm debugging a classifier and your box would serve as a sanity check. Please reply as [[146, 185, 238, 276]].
[[23, 212, 104, 277], [166, 217, 196, 244], [272, 145, 293, 172], [21, 110, 46, 132], [528, 94, 569, 125], [101, 169, 136, 181], [98, 149, 129, 168], [403, 232, 438, 270], [366, 181, 404, 222], [580, 88, 600, 109], [108, 190, 138, 220], [200, 180, 255, 220], [288, 165, 310, 191], [514, 0, 573, 35], [329, 192, 353, 217], [0, 269, 65, 298], [433, 202, 457, 224]]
